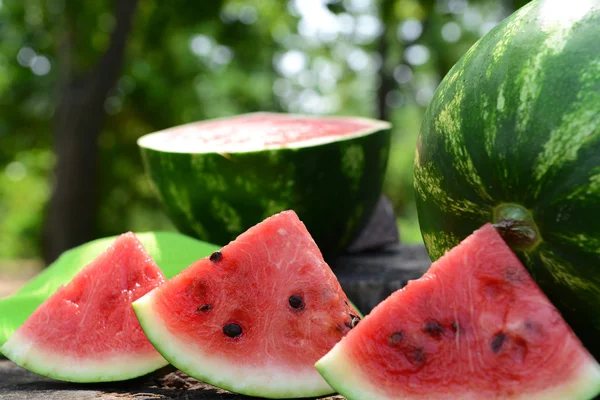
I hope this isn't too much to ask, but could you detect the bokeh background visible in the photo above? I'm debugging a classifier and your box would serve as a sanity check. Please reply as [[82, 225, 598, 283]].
[[1, 0, 529, 271]]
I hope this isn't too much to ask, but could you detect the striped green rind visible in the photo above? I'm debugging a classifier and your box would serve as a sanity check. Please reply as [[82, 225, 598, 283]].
[[415, 0, 600, 359], [139, 116, 391, 259]]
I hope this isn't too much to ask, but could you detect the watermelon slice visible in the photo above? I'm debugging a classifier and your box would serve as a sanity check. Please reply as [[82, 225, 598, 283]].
[[133, 210, 361, 398], [0, 231, 219, 347], [316, 224, 600, 399], [0, 232, 170, 382]]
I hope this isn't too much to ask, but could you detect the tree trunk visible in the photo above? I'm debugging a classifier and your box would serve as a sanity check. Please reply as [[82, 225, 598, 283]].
[[43, 0, 139, 264], [376, 0, 395, 122]]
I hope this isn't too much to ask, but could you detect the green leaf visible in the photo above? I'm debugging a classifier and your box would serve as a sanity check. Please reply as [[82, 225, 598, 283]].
[[0, 231, 220, 348]]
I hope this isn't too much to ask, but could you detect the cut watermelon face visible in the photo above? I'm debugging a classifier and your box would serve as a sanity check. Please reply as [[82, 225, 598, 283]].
[[316, 224, 600, 400], [133, 210, 360, 398], [137, 112, 389, 153], [0, 232, 169, 382]]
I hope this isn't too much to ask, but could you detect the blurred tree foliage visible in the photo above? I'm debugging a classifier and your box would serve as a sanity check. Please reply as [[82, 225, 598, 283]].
[[0, 0, 529, 262]]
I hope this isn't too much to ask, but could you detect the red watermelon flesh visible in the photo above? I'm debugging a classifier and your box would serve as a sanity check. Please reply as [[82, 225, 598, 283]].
[[0, 232, 169, 382], [133, 210, 361, 398], [138, 112, 380, 153], [316, 224, 600, 400]]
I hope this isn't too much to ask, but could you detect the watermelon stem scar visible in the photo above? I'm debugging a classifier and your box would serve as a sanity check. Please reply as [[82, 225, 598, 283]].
[[493, 203, 542, 251]]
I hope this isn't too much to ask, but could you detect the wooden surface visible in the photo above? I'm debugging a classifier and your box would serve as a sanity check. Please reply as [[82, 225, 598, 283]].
[[0, 244, 432, 399], [0, 362, 344, 400]]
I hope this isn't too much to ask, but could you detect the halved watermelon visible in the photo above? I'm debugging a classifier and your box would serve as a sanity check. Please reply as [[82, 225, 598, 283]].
[[137, 112, 391, 259], [316, 224, 600, 399], [133, 210, 361, 398], [0, 233, 169, 382]]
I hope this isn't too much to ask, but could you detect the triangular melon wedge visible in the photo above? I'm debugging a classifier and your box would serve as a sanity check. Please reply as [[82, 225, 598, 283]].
[[0, 231, 219, 347], [133, 210, 361, 398], [1, 233, 171, 382], [316, 224, 600, 399]]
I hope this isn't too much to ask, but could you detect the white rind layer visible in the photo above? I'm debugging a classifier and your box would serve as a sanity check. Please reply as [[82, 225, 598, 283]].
[[0, 331, 168, 383], [137, 112, 391, 154], [316, 339, 390, 400], [132, 290, 335, 399], [316, 339, 600, 400]]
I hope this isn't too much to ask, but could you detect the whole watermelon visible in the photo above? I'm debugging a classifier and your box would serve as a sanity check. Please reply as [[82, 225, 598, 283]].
[[414, 0, 600, 359]]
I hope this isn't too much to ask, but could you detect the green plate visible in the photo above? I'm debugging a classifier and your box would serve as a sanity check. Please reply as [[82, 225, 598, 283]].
[[0, 231, 219, 348]]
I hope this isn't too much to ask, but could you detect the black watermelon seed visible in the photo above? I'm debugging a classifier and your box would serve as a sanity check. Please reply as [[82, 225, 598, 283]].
[[209, 251, 223, 263], [344, 317, 360, 329], [223, 323, 242, 338], [406, 346, 426, 366], [423, 321, 444, 338], [388, 331, 404, 346], [197, 304, 212, 312], [349, 313, 361, 328], [289, 295, 305, 310], [491, 333, 506, 353]]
